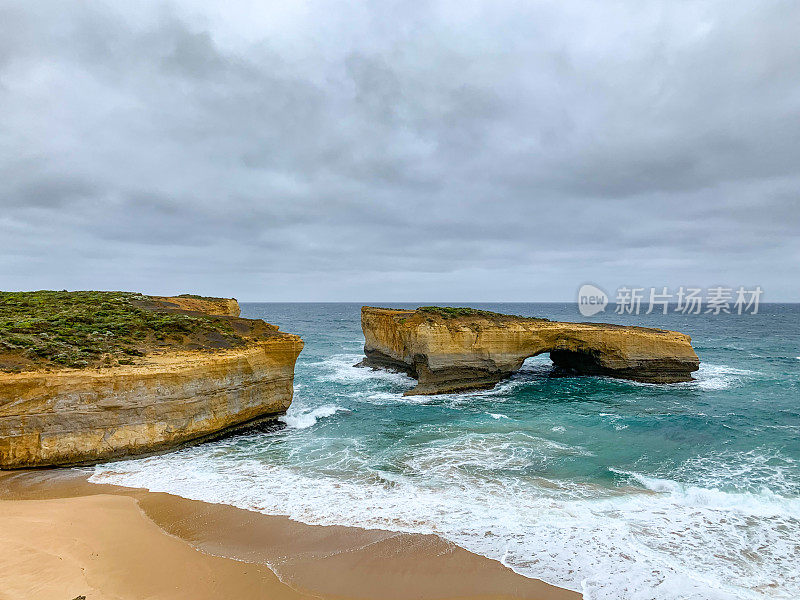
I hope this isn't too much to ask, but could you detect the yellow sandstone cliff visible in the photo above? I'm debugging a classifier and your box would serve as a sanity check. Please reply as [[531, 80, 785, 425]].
[[359, 307, 699, 395], [149, 295, 241, 317], [0, 297, 302, 468]]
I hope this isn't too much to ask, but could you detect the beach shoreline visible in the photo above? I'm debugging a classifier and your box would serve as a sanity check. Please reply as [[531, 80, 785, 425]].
[[0, 469, 580, 600]]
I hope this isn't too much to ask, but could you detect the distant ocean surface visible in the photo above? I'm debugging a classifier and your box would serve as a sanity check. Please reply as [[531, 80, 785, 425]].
[[91, 303, 800, 599]]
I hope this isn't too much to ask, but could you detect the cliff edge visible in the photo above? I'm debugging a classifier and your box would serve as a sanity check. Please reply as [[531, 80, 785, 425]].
[[0, 291, 302, 468], [358, 306, 699, 395], [149, 294, 241, 317]]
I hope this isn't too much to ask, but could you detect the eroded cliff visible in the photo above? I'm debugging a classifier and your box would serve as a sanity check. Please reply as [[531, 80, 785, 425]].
[[358, 306, 699, 395], [0, 292, 302, 468], [148, 294, 241, 317]]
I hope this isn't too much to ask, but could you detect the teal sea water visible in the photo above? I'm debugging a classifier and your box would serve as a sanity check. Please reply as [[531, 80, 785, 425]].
[[91, 303, 800, 599]]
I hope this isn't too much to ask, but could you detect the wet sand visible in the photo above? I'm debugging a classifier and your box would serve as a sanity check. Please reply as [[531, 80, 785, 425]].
[[0, 469, 580, 600]]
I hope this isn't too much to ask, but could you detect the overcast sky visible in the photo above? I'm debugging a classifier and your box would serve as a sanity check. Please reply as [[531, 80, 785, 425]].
[[1, 1, 798, 301]]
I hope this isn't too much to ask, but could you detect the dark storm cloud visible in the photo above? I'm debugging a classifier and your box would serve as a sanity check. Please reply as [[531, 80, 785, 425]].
[[0, 1, 798, 300]]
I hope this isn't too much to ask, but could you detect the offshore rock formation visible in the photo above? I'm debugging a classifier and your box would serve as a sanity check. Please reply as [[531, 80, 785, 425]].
[[358, 307, 699, 395], [0, 296, 302, 468]]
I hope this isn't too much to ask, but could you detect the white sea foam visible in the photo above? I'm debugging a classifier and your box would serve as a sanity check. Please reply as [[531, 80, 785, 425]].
[[312, 352, 415, 388], [687, 363, 758, 391], [349, 387, 444, 405], [610, 468, 800, 518], [618, 363, 758, 392], [280, 404, 348, 429], [91, 442, 799, 600], [599, 413, 629, 431], [487, 412, 510, 420], [401, 432, 593, 478], [668, 448, 799, 498], [551, 425, 566, 433]]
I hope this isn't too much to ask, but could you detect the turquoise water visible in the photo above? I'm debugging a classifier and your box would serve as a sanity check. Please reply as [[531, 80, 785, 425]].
[[92, 303, 800, 599]]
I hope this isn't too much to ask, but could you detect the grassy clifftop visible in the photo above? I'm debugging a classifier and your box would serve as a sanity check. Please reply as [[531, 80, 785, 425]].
[[0, 291, 249, 372], [417, 306, 549, 321]]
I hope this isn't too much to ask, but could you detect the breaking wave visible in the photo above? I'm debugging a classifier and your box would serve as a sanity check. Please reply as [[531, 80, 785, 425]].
[[91, 443, 799, 600], [280, 404, 348, 429]]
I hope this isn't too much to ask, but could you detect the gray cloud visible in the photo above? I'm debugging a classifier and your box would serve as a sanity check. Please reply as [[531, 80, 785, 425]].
[[0, 0, 798, 300]]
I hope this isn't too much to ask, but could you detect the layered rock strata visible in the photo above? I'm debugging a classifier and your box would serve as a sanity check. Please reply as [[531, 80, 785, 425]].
[[358, 307, 699, 395], [148, 295, 241, 317], [0, 297, 302, 468]]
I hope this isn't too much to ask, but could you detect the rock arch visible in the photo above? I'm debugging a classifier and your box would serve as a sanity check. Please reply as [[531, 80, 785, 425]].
[[358, 307, 700, 395]]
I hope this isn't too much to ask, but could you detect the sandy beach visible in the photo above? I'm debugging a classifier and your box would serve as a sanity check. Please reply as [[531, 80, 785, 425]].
[[0, 469, 580, 600]]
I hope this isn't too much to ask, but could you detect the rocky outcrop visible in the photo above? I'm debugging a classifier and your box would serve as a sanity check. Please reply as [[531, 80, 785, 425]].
[[0, 298, 302, 468], [148, 295, 241, 317], [358, 307, 699, 395]]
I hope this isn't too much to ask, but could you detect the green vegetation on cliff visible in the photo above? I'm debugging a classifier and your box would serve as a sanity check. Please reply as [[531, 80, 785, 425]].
[[0, 291, 247, 372], [175, 293, 226, 301], [417, 306, 549, 321]]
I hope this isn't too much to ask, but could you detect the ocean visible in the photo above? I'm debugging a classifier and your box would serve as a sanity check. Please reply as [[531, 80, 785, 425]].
[[90, 303, 800, 599]]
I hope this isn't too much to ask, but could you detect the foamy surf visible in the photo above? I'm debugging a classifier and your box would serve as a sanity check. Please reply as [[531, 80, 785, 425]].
[[487, 412, 510, 419], [610, 468, 800, 518], [312, 353, 415, 388], [280, 404, 348, 429], [688, 363, 758, 391], [91, 444, 800, 600]]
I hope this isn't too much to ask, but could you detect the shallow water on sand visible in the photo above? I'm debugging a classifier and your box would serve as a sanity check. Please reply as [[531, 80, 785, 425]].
[[92, 303, 800, 599]]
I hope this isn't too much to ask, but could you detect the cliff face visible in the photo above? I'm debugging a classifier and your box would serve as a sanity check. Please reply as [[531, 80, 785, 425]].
[[359, 307, 699, 395], [0, 294, 302, 468], [149, 295, 241, 317]]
